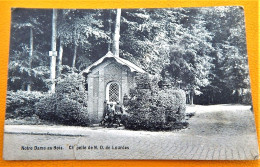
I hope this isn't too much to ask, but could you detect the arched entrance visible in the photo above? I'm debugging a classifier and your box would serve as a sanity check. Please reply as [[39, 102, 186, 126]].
[[106, 82, 120, 105]]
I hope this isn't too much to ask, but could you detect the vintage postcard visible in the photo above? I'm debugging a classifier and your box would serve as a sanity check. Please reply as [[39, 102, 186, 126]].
[[3, 6, 259, 160]]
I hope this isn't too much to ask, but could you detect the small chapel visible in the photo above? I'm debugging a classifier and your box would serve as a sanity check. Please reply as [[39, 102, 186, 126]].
[[81, 51, 146, 123]]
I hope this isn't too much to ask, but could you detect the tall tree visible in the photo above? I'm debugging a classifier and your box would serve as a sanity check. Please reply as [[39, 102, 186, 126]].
[[112, 9, 121, 57], [119, 8, 213, 104], [57, 9, 108, 70], [195, 6, 250, 104], [49, 9, 58, 93], [27, 27, 33, 92], [57, 10, 65, 77], [107, 10, 112, 52], [10, 9, 46, 91], [72, 23, 78, 68]]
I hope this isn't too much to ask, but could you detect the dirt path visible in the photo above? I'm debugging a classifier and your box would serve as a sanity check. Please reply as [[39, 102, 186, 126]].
[[184, 104, 256, 136], [3, 104, 259, 160]]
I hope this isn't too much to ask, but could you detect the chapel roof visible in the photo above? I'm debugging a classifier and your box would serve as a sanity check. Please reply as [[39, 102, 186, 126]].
[[82, 51, 146, 74]]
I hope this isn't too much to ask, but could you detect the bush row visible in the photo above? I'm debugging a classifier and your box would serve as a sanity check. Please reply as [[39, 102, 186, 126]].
[[5, 73, 186, 130]]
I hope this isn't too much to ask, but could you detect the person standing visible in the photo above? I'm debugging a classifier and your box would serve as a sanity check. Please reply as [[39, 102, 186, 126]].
[[100, 101, 110, 126], [114, 101, 123, 126], [103, 100, 108, 118], [107, 104, 115, 127]]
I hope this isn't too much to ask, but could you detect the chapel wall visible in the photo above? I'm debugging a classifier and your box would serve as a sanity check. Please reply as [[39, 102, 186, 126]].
[[87, 59, 136, 123]]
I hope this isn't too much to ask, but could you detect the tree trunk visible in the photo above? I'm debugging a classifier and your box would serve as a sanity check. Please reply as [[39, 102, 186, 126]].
[[241, 88, 244, 103], [186, 93, 190, 104], [111, 9, 121, 57], [49, 9, 57, 93], [27, 27, 33, 92], [57, 10, 64, 77], [72, 44, 77, 69], [108, 10, 112, 52], [57, 37, 63, 77], [72, 23, 78, 71], [72, 23, 78, 69], [190, 91, 194, 105]]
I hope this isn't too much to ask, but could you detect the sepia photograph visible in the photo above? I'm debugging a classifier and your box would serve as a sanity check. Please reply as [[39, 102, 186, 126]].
[[3, 6, 259, 160]]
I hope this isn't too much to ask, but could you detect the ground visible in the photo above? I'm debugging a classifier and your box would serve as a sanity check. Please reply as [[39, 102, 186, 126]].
[[3, 104, 259, 160]]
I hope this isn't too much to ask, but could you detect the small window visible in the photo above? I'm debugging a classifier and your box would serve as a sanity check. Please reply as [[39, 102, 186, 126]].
[[106, 82, 120, 103]]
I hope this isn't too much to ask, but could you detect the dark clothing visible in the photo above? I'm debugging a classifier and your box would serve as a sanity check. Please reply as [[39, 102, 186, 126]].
[[115, 104, 123, 115], [108, 106, 115, 117], [100, 104, 123, 127], [114, 104, 123, 126], [102, 107, 106, 118], [100, 104, 112, 127], [107, 105, 115, 126], [103, 105, 109, 117]]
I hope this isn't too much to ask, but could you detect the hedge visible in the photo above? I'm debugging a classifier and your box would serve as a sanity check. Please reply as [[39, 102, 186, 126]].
[[5, 91, 44, 119]]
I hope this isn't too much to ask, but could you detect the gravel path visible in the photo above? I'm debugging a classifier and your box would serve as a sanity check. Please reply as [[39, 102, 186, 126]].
[[3, 104, 259, 160]]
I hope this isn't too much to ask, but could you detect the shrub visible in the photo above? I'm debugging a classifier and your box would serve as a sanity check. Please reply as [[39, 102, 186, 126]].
[[157, 89, 186, 122], [5, 91, 44, 119], [35, 73, 89, 126], [241, 91, 252, 105], [122, 73, 187, 131], [56, 98, 88, 126], [35, 94, 57, 122]]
